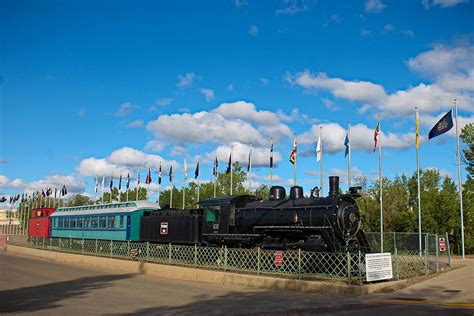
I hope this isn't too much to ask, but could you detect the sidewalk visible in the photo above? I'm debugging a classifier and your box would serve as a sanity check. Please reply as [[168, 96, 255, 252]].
[[372, 259, 474, 307]]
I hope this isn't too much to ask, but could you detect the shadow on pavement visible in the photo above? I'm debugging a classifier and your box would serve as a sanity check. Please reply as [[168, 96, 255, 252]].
[[0, 273, 135, 313]]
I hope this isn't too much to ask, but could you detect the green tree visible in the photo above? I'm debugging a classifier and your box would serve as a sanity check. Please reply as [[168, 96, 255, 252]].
[[460, 123, 474, 177]]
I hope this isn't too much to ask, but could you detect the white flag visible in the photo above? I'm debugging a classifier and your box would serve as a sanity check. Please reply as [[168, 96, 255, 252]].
[[316, 134, 322, 162], [183, 159, 187, 180]]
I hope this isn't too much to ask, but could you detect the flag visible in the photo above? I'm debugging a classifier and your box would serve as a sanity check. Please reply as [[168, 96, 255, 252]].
[[183, 159, 187, 180], [344, 131, 349, 157], [428, 110, 453, 140], [126, 173, 130, 189], [316, 133, 322, 162], [146, 167, 152, 184], [54, 187, 57, 198], [270, 139, 274, 168], [213, 156, 219, 177], [169, 165, 173, 182], [102, 176, 105, 192], [46, 188, 52, 196], [158, 162, 162, 184], [95, 177, 98, 193], [137, 169, 141, 185], [110, 176, 114, 190], [61, 185, 68, 196], [195, 161, 200, 179], [289, 135, 297, 164], [42, 190, 46, 197], [247, 147, 252, 172], [416, 110, 420, 148], [119, 173, 122, 190], [226, 152, 232, 173], [373, 119, 380, 152], [0, 196, 6, 203]]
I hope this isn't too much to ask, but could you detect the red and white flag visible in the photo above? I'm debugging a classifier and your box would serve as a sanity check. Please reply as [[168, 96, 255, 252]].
[[373, 120, 380, 152]]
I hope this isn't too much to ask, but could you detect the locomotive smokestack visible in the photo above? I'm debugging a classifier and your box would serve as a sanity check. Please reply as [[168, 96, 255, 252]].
[[329, 176, 339, 197]]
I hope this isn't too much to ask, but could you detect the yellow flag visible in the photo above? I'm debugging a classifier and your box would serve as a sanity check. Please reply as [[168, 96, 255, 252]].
[[415, 110, 419, 149]]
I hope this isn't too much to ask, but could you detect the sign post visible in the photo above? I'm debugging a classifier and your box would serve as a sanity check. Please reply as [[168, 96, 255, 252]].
[[439, 237, 446, 252]]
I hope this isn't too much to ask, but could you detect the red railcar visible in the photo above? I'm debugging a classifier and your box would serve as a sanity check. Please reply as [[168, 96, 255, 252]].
[[28, 208, 56, 238]]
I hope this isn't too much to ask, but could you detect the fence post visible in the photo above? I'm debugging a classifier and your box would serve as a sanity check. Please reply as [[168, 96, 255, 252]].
[[424, 234, 429, 274], [393, 232, 396, 253], [168, 243, 172, 265], [146, 242, 150, 262], [446, 232, 451, 267], [298, 248, 301, 280], [42, 237, 45, 249], [95, 239, 98, 254], [358, 251, 362, 285], [194, 244, 197, 266], [224, 246, 228, 272], [82, 238, 84, 255], [69, 236, 72, 252], [394, 247, 399, 280], [257, 247, 260, 276], [347, 252, 352, 284], [435, 234, 439, 273], [50, 237, 52, 248], [127, 240, 130, 257], [59, 236, 61, 249], [110, 240, 113, 257]]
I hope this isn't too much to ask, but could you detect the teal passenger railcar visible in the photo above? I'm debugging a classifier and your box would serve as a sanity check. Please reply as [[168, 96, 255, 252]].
[[50, 201, 160, 241]]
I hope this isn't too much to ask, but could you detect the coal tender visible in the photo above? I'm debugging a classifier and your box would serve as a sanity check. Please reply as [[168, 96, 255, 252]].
[[140, 176, 370, 252]]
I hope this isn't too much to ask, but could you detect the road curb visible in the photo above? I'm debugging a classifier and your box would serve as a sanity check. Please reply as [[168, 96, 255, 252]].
[[5, 245, 408, 295]]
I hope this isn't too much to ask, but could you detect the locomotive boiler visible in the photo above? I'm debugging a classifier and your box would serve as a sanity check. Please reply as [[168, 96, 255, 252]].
[[140, 176, 370, 252]]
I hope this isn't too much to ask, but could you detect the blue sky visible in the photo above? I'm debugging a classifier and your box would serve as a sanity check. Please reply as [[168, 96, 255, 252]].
[[1, 0, 473, 204]]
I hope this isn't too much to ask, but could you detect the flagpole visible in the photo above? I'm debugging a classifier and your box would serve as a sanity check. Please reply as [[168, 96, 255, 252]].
[[136, 169, 140, 201], [348, 123, 351, 188], [293, 133, 297, 186], [94, 177, 97, 201], [230, 146, 233, 195], [270, 138, 273, 188], [320, 126, 323, 194], [196, 158, 200, 208], [378, 114, 384, 253], [454, 99, 466, 259], [416, 107, 423, 255], [101, 176, 104, 204], [170, 163, 173, 208], [183, 160, 186, 210], [214, 151, 217, 198], [248, 144, 252, 192]]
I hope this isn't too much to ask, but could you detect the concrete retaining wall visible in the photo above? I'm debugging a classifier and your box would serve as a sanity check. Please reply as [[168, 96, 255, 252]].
[[5, 245, 406, 295]]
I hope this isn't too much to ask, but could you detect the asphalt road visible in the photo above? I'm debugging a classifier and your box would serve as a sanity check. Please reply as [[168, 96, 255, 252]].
[[0, 251, 472, 315]]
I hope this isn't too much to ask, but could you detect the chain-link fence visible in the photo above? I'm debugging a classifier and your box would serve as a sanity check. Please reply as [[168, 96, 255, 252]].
[[24, 234, 451, 285]]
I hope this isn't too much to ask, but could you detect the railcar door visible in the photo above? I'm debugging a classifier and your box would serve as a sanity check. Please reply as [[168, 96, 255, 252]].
[[125, 216, 131, 240]]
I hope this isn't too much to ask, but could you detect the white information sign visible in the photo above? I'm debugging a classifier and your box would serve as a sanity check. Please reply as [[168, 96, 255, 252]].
[[365, 253, 393, 282]]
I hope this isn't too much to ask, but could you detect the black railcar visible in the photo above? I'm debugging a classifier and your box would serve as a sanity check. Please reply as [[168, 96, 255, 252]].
[[140, 176, 370, 252]]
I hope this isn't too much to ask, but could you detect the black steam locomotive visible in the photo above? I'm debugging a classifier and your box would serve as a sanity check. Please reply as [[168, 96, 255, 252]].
[[140, 176, 370, 252]]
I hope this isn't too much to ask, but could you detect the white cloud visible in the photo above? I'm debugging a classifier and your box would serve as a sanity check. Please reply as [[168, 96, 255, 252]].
[[384, 24, 395, 32], [260, 78, 269, 86], [147, 101, 294, 147], [248, 25, 258, 36], [114, 102, 137, 117], [423, 0, 469, 9], [321, 98, 341, 111], [145, 140, 166, 152], [0, 174, 85, 194], [177, 72, 196, 89], [365, 0, 387, 12], [235, 0, 248, 8], [289, 70, 386, 103], [127, 120, 144, 128], [299, 122, 418, 153], [207, 142, 282, 168], [289, 42, 474, 117], [77, 147, 178, 178], [360, 29, 372, 37], [155, 97, 173, 107], [425, 167, 454, 179], [227, 84, 234, 91], [77, 107, 87, 117], [276, 0, 309, 15], [200, 88, 215, 101]]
